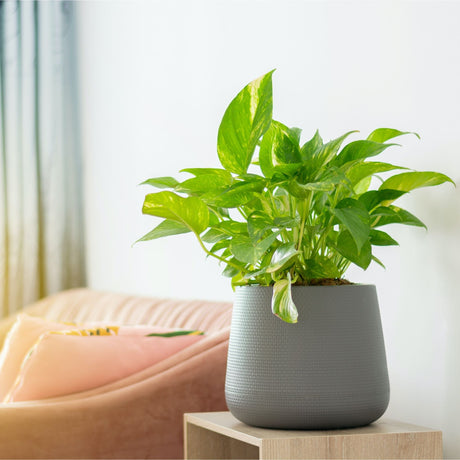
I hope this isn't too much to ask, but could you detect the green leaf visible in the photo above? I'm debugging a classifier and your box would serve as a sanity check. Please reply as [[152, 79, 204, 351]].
[[204, 221, 248, 244], [371, 206, 426, 228], [245, 213, 298, 249], [205, 190, 257, 208], [221, 248, 232, 259], [316, 130, 358, 166], [217, 70, 274, 175], [266, 243, 299, 273], [135, 219, 190, 243], [379, 171, 455, 192], [334, 140, 398, 167], [259, 120, 301, 177], [273, 216, 300, 228], [300, 131, 357, 181], [271, 163, 303, 178], [216, 207, 230, 218], [202, 228, 231, 244], [142, 191, 209, 234], [367, 128, 420, 143], [269, 121, 301, 164], [346, 162, 408, 186], [289, 127, 302, 143], [372, 255, 386, 269], [180, 168, 233, 182], [353, 176, 372, 195], [237, 173, 266, 182], [335, 230, 372, 270], [244, 245, 280, 279], [304, 167, 350, 197], [286, 179, 335, 199], [146, 330, 204, 337], [226, 178, 266, 194], [229, 233, 278, 265], [222, 259, 244, 278], [209, 240, 230, 253], [332, 199, 370, 251], [208, 212, 220, 227], [271, 274, 298, 323], [217, 221, 248, 236], [303, 257, 340, 279], [231, 272, 247, 288], [247, 213, 272, 241], [358, 189, 407, 211], [300, 130, 323, 162], [176, 174, 232, 194], [369, 229, 399, 246], [273, 186, 289, 197], [141, 177, 179, 189]]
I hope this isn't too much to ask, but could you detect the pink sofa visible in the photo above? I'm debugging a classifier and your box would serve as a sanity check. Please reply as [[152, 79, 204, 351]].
[[0, 288, 233, 459]]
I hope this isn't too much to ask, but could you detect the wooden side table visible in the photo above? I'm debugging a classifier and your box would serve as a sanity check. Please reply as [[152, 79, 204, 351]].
[[184, 411, 442, 460]]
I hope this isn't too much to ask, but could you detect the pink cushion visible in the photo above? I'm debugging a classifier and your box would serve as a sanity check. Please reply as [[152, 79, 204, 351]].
[[0, 314, 203, 403], [0, 314, 78, 401], [6, 333, 203, 402]]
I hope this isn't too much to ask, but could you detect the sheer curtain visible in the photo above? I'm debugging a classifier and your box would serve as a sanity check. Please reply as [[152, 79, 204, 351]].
[[0, 0, 85, 317]]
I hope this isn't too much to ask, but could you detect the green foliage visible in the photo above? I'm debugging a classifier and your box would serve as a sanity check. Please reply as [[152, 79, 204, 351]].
[[139, 71, 455, 323], [217, 70, 274, 175], [272, 273, 298, 323]]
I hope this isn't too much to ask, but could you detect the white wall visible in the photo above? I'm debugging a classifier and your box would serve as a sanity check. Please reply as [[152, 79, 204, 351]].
[[76, 1, 460, 456]]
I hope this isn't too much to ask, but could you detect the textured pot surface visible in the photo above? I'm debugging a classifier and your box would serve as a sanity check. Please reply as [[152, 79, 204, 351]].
[[225, 284, 390, 429]]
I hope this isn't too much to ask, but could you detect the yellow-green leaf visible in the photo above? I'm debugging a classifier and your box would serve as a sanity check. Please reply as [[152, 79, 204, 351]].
[[379, 171, 454, 192], [367, 128, 420, 143], [142, 191, 209, 234], [217, 70, 274, 175], [271, 274, 298, 323], [141, 177, 179, 189], [334, 140, 397, 167], [135, 219, 190, 243]]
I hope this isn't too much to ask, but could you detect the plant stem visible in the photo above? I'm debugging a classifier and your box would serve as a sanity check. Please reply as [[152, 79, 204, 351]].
[[194, 233, 243, 271], [313, 215, 334, 256], [296, 196, 310, 252]]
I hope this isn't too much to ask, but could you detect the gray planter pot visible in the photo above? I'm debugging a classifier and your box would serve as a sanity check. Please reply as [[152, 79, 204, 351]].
[[225, 284, 390, 429]]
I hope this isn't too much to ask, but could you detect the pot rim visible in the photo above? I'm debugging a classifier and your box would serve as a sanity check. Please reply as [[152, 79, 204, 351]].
[[235, 283, 375, 288]]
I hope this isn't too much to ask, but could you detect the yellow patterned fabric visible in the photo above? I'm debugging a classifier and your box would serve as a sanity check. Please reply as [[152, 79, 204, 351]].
[[49, 326, 120, 336]]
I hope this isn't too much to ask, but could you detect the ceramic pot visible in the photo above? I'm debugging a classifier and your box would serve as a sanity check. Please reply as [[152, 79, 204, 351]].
[[225, 284, 390, 429]]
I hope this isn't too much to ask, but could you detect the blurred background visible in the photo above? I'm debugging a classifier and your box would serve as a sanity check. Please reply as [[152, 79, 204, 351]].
[[1, 0, 459, 456]]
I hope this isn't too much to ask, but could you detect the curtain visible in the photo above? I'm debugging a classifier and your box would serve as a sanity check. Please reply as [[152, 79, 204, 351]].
[[0, 0, 85, 317]]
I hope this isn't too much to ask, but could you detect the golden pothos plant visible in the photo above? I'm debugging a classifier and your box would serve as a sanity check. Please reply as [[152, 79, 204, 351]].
[[138, 70, 454, 323]]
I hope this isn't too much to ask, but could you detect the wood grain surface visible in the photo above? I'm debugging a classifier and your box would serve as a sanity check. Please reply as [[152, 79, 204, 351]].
[[184, 411, 443, 459]]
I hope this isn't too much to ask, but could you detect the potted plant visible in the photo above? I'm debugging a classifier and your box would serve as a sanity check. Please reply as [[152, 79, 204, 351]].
[[138, 70, 454, 429]]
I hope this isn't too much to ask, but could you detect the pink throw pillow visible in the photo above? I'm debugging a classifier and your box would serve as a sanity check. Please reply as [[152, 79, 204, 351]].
[[0, 315, 79, 401], [0, 314, 204, 403], [6, 332, 203, 402]]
